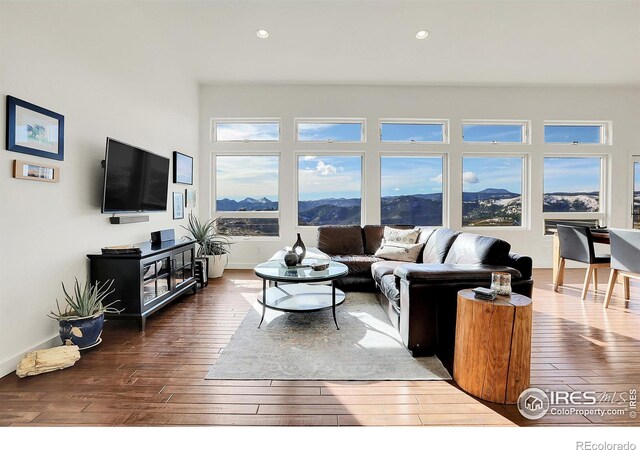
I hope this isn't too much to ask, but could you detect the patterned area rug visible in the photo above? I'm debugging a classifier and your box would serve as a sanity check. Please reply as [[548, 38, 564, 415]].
[[206, 292, 451, 380]]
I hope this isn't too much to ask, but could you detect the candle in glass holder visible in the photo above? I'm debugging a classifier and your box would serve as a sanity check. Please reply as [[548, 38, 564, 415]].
[[491, 272, 512, 295]]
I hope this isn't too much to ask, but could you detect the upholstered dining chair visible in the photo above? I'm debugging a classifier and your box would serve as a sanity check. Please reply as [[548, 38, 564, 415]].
[[554, 225, 611, 300], [603, 228, 640, 308]]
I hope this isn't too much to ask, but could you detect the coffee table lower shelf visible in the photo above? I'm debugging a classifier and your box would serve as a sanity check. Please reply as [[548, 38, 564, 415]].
[[257, 283, 346, 330]]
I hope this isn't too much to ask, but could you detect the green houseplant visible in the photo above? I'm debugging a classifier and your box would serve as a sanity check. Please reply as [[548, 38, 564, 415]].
[[48, 278, 121, 349], [182, 213, 231, 278]]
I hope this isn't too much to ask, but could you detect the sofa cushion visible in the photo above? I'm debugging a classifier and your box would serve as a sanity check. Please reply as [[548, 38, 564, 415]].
[[383, 226, 420, 244], [317, 225, 364, 255], [394, 263, 522, 282], [363, 224, 414, 255], [374, 242, 423, 262], [371, 260, 405, 285], [422, 228, 460, 263], [331, 255, 383, 274], [443, 233, 511, 265], [379, 274, 400, 310]]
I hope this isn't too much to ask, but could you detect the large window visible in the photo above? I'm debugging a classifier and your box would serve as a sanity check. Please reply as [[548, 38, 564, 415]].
[[214, 155, 279, 236], [544, 122, 609, 145], [634, 161, 640, 229], [543, 157, 602, 213], [298, 155, 362, 226], [380, 156, 444, 225], [462, 156, 524, 227], [462, 121, 528, 144], [213, 120, 280, 142], [379, 120, 447, 143], [295, 119, 365, 143]]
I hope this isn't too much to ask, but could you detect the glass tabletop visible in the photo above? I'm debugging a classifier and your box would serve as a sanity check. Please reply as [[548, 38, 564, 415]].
[[254, 260, 348, 282]]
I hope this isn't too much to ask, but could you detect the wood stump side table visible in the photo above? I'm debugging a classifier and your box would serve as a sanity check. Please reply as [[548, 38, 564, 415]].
[[453, 289, 532, 404]]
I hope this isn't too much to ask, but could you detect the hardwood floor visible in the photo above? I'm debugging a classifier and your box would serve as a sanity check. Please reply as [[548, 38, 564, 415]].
[[1, 268, 639, 426]]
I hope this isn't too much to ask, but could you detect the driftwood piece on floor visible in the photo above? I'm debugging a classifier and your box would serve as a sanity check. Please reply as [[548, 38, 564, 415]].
[[16, 345, 81, 378]]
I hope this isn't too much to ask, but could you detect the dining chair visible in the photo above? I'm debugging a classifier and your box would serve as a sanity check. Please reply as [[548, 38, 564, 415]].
[[554, 225, 611, 300], [603, 228, 640, 308]]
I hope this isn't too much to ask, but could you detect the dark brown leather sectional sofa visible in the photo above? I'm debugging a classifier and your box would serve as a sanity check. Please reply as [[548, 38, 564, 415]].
[[315, 225, 533, 371]]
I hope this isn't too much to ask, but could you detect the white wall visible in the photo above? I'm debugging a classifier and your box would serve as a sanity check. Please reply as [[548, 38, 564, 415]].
[[0, 2, 199, 376], [200, 84, 640, 268]]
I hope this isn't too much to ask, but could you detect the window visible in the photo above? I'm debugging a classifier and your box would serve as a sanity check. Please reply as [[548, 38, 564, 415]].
[[298, 155, 362, 226], [544, 122, 609, 144], [214, 155, 279, 237], [462, 156, 524, 227], [462, 121, 528, 144], [634, 160, 640, 229], [213, 120, 280, 142], [379, 120, 447, 143], [295, 119, 365, 143], [380, 156, 444, 226], [543, 157, 602, 213]]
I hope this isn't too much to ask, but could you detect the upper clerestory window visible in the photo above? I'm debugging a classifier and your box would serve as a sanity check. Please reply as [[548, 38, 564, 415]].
[[379, 120, 448, 143], [212, 119, 280, 142], [462, 121, 529, 144], [295, 119, 365, 143], [544, 122, 610, 145]]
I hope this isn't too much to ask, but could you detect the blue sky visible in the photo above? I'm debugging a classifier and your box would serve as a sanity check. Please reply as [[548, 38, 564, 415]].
[[381, 157, 443, 197], [544, 157, 601, 193], [298, 123, 362, 142], [298, 156, 361, 200], [463, 157, 522, 193], [463, 125, 523, 143], [381, 123, 443, 142], [544, 125, 601, 144], [216, 122, 279, 141], [216, 155, 279, 201]]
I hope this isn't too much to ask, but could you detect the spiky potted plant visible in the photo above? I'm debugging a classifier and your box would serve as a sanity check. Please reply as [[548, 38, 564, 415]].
[[182, 213, 231, 278], [48, 278, 121, 350]]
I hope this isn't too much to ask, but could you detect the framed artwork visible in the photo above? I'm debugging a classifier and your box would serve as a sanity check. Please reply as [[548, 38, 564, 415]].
[[173, 192, 184, 219], [173, 151, 193, 185], [6, 96, 65, 161], [13, 159, 60, 183], [185, 189, 196, 208]]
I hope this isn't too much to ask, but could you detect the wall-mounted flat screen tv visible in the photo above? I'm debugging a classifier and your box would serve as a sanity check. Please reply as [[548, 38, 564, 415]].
[[101, 138, 170, 213]]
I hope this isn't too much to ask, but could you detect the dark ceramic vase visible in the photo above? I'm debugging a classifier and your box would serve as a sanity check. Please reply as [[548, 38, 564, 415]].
[[58, 313, 104, 350], [284, 250, 299, 267], [292, 233, 306, 263]]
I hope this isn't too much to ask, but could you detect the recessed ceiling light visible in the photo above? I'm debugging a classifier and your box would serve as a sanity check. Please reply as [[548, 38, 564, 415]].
[[415, 30, 429, 40], [256, 29, 270, 39]]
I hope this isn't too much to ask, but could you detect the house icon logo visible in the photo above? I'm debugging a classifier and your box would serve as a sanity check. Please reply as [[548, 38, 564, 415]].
[[517, 388, 550, 420]]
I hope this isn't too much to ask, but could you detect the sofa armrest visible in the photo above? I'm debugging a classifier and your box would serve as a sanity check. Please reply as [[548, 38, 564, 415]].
[[507, 252, 532, 280], [394, 263, 522, 282]]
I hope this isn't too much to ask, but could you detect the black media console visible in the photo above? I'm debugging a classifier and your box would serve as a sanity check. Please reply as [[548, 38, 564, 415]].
[[88, 239, 197, 331]]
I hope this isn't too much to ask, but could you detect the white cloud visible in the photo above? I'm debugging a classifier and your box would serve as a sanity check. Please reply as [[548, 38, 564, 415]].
[[393, 187, 400, 191], [463, 171, 479, 184], [316, 160, 337, 176], [216, 123, 278, 141], [302, 156, 316, 161], [430, 174, 443, 183]]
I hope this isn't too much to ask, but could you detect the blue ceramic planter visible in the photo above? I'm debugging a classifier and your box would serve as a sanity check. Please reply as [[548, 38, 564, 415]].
[[58, 314, 104, 350]]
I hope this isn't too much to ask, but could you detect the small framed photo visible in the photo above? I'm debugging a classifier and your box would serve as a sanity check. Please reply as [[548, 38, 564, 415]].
[[185, 189, 196, 208], [13, 159, 60, 183], [6, 96, 65, 161], [173, 192, 184, 219], [173, 151, 193, 185]]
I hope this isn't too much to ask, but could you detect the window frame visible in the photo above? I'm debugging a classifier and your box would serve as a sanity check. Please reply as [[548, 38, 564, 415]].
[[211, 118, 281, 143], [462, 120, 531, 145], [295, 151, 365, 228], [294, 118, 366, 144], [378, 119, 450, 144], [542, 154, 608, 233], [460, 153, 529, 230], [211, 152, 281, 240], [378, 153, 448, 227], [543, 120, 612, 145]]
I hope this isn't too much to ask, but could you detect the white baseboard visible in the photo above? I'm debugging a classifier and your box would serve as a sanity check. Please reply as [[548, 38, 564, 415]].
[[0, 334, 60, 378]]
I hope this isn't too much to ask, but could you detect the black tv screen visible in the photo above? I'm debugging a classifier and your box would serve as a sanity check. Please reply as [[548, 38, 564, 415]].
[[101, 138, 170, 213]]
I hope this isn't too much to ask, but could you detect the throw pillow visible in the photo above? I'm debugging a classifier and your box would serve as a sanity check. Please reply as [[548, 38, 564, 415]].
[[383, 226, 420, 244], [374, 241, 424, 262]]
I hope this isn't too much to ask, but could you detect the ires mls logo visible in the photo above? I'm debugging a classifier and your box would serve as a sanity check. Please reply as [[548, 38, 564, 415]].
[[517, 388, 550, 420]]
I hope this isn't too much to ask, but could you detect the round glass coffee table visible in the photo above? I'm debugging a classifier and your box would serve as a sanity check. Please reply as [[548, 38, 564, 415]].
[[254, 260, 349, 330]]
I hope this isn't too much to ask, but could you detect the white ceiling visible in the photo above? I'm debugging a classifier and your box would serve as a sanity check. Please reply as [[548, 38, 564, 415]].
[[130, 0, 640, 86]]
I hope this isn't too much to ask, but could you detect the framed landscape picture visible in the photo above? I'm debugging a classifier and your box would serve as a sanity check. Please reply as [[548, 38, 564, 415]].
[[6, 96, 65, 161], [173, 192, 185, 219], [185, 189, 196, 208], [173, 151, 193, 185], [13, 160, 60, 183]]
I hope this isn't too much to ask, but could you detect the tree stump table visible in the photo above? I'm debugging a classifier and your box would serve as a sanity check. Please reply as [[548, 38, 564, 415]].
[[453, 289, 532, 404]]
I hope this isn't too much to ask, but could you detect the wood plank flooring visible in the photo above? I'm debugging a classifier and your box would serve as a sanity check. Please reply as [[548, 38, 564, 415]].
[[1, 268, 639, 426]]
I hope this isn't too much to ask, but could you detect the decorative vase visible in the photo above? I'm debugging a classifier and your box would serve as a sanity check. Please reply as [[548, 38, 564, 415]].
[[292, 233, 306, 263], [58, 313, 104, 350], [284, 250, 299, 267], [207, 254, 228, 278]]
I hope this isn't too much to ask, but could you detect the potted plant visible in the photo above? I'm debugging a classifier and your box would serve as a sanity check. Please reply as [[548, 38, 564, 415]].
[[182, 213, 231, 278], [48, 278, 121, 350]]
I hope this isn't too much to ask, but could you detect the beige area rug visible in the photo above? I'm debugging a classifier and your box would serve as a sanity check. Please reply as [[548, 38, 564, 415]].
[[206, 292, 451, 380]]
